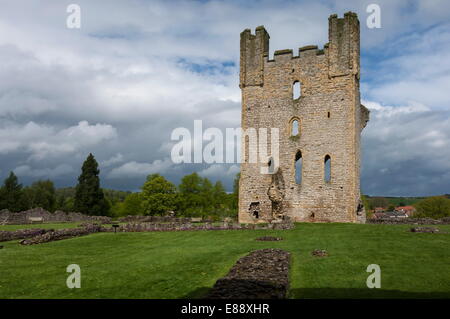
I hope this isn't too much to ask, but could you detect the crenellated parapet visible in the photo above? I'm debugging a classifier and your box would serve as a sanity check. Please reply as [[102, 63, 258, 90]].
[[268, 45, 327, 64], [240, 12, 360, 85]]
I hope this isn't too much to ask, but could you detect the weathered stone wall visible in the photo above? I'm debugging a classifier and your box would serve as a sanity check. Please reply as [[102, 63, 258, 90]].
[[19, 225, 103, 245], [118, 215, 192, 223], [367, 217, 450, 225], [0, 228, 50, 242], [107, 221, 294, 233], [239, 12, 369, 224], [0, 208, 112, 225]]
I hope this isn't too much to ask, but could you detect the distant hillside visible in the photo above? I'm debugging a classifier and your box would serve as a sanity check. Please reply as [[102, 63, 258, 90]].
[[384, 196, 425, 206], [364, 195, 426, 208]]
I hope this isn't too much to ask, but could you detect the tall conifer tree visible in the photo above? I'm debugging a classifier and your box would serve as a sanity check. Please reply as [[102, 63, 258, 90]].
[[74, 153, 109, 216], [0, 171, 27, 212]]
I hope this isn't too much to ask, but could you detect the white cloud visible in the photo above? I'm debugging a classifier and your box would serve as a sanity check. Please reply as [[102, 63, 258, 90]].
[[363, 100, 430, 118], [363, 22, 450, 110], [199, 164, 240, 178], [0, 121, 117, 160], [107, 157, 175, 179], [101, 153, 124, 167]]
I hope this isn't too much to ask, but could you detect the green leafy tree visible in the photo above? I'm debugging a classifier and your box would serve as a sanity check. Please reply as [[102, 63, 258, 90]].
[[200, 177, 214, 210], [56, 195, 75, 212], [103, 189, 131, 205], [0, 172, 28, 212], [414, 196, 450, 219], [23, 180, 56, 212], [141, 174, 177, 215], [212, 181, 226, 209], [231, 173, 240, 210], [179, 172, 203, 194], [74, 153, 110, 216], [112, 192, 145, 217], [178, 172, 204, 215], [361, 194, 372, 218], [54, 187, 75, 212]]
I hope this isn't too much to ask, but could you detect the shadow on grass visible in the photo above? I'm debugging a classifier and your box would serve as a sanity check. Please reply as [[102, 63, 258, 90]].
[[290, 288, 450, 299], [183, 287, 212, 299], [183, 278, 288, 299], [183, 287, 450, 299]]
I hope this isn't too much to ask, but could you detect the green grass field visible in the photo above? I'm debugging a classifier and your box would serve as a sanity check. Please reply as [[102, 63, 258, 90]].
[[1, 223, 449, 299]]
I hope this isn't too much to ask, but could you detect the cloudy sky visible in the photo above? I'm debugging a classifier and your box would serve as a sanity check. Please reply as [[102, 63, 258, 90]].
[[0, 0, 449, 196]]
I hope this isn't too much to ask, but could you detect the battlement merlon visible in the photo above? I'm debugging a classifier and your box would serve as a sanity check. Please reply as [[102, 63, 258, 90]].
[[328, 11, 360, 78], [239, 26, 270, 88], [240, 12, 360, 86]]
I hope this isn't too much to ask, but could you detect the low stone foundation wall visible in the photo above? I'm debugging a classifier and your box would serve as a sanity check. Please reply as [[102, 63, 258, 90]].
[[105, 221, 294, 233], [367, 217, 450, 225], [0, 208, 112, 225], [118, 215, 192, 223], [2, 221, 294, 245], [0, 228, 50, 242], [19, 225, 103, 245]]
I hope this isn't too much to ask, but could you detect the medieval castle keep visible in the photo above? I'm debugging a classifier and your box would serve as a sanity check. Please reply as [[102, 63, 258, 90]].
[[238, 12, 370, 224]]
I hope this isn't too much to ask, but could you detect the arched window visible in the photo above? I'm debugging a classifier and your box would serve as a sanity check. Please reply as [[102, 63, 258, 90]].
[[324, 155, 331, 182], [295, 151, 303, 184], [291, 119, 299, 136], [293, 81, 301, 99]]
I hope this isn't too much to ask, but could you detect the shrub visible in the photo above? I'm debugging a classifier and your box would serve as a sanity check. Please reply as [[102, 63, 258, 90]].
[[414, 196, 450, 219]]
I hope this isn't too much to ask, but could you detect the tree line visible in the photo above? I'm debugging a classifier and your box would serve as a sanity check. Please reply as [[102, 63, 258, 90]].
[[2, 153, 448, 219], [0, 153, 239, 219]]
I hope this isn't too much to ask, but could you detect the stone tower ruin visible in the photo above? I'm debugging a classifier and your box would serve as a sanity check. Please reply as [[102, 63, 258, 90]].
[[238, 12, 369, 224]]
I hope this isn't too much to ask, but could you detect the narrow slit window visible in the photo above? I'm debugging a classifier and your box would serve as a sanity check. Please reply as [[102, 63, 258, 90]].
[[295, 151, 303, 184], [324, 155, 331, 182], [327, 111, 330, 118], [244, 135, 249, 163], [293, 81, 301, 99], [292, 119, 299, 136], [268, 157, 274, 174]]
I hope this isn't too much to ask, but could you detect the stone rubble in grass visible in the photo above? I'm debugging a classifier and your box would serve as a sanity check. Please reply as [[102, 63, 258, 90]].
[[255, 236, 283, 241], [410, 227, 447, 233], [19, 224, 102, 245], [0, 228, 51, 242], [312, 249, 328, 257], [206, 248, 290, 299]]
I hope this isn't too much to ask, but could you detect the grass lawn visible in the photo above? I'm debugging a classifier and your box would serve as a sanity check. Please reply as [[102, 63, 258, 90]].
[[0, 223, 449, 299]]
